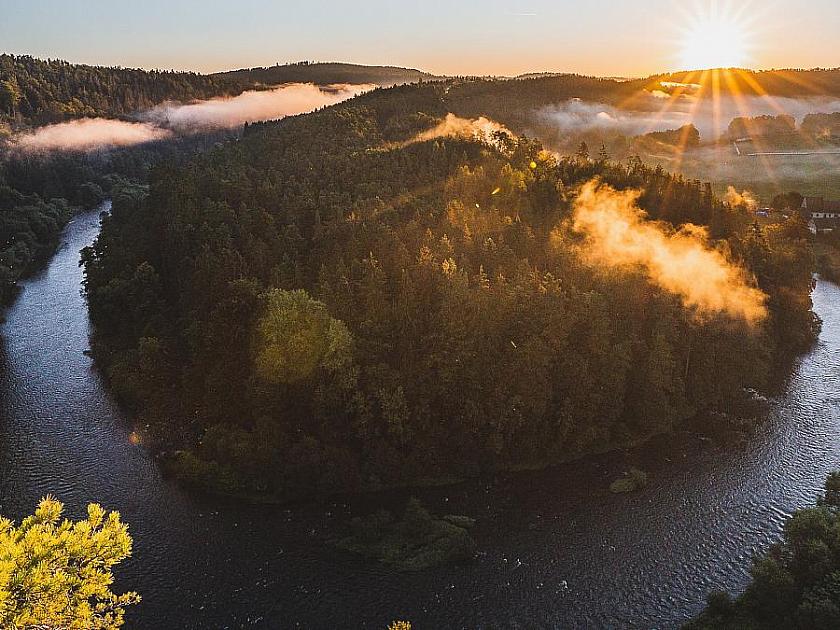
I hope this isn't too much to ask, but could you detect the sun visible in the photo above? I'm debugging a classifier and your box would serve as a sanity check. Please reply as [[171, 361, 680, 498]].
[[679, 9, 751, 70]]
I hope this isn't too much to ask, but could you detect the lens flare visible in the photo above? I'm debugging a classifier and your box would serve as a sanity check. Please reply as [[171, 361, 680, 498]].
[[679, 3, 753, 70]]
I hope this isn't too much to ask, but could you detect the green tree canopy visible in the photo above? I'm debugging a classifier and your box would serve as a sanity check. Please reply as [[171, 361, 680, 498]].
[[252, 289, 353, 385]]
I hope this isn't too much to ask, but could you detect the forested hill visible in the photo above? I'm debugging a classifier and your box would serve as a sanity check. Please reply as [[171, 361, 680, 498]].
[[444, 74, 647, 127], [0, 54, 238, 127], [0, 56, 441, 130], [83, 81, 817, 501], [648, 67, 840, 97], [214, 61, 440, 87], [6, 52, 839, 136]]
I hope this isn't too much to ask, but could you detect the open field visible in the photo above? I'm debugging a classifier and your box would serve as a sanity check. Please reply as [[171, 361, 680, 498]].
[[641, 143, 840, 202]]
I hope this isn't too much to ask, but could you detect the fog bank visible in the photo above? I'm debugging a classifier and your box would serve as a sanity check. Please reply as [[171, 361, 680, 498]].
[[144, 83, 375, 131], [10, 119, 172, 154], [537, 95, 840, 140]]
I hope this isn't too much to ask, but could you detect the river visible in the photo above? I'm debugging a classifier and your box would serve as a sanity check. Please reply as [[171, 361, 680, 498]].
[[1, 204, 838, 629]]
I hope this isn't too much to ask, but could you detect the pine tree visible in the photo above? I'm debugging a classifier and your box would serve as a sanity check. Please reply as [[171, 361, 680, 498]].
[[0, 497, 140, 629]]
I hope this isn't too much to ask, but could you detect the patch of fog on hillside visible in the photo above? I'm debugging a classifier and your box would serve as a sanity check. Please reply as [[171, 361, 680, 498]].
[[9, 119, 172, 153], [142, 83, 376, 131]]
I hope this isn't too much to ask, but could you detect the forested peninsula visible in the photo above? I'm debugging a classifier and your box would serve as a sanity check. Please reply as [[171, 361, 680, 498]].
[[80, 81, 818, 500]]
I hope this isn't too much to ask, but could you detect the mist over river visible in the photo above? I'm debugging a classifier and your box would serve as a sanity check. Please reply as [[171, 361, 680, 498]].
[[1, 204, 838, 628]]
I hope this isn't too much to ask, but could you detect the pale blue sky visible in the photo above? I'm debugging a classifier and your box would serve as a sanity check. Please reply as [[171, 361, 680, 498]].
[[2, 0, 837, 76]]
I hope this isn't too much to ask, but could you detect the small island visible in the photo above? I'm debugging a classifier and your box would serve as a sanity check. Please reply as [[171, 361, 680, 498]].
[[610, 468, 650, 494], [333, 498, 477, 571]]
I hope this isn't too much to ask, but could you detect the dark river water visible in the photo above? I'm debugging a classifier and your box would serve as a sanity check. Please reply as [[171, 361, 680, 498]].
[[1, 204, 839, 629]]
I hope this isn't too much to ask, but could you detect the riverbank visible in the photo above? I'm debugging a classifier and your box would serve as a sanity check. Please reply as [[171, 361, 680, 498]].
[[3, 208, 840, 627], [148, 389, 771, 509], [0, 198, 78, 308], [815, 240, 840, 284]]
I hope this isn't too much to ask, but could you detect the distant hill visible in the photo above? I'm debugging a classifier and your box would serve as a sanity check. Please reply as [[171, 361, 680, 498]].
[[214, 61, 442, 87], [648, 67, 840, 98], [0, 54, 238, 128], [444, 74, 647, 127], [514, 72, 565, 80]]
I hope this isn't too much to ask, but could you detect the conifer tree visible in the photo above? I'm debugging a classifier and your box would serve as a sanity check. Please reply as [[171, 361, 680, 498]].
[[0, 497, 140, 629]]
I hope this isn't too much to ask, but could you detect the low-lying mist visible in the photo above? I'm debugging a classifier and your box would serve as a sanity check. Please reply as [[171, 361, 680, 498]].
[[6, 83, 375, 154], [143, 83, 375, 131], [536, 94, 840, 141], [9, 119, 172, 153], [571, 180, 768, 325]]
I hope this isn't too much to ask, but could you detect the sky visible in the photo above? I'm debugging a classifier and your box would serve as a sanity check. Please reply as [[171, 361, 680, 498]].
[[2, 0, 839, 77]]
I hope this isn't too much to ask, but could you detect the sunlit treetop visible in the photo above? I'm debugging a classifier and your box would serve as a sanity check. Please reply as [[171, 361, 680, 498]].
[[0, 496, 140, 629]]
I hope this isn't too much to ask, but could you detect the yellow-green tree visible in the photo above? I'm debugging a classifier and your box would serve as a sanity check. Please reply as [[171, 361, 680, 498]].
[[252, 289, 353, 384], [0, 496, 140, 629]]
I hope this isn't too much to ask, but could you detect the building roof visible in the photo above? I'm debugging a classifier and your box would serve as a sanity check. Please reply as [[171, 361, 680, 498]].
[[803, 196, 840, 213]]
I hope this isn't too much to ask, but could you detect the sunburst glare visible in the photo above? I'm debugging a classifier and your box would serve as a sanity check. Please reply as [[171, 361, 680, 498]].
[[679, 3, 753, 70]]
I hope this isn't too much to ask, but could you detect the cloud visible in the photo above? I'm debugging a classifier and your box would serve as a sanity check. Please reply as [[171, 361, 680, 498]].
[[571, 180, 767, 325], [10, 118, 172, 154], [143, 83, 375, 131]]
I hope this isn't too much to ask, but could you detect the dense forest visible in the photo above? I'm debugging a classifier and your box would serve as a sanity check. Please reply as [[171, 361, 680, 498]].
[[0, 59, 663, 313], [80, 81, 818, 501], [689, 473, 840, 629], [0, 128, 235, 304], [0, 54, 237, 128]]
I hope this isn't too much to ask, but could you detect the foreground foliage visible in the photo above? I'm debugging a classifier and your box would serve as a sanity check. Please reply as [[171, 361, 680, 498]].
[[0, 497, 139, 629], [689, 473, 840, 629]]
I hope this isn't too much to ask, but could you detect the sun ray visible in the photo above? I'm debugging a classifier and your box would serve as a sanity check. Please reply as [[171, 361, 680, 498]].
[[732, 68, 825, 155], [657, 69, 711, 198], [625, 82, 692, 137], [721, 69, 782, 189]]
